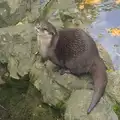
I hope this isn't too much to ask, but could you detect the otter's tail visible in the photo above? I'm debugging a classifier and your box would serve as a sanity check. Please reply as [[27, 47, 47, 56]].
[[87, 58, 107, 114]]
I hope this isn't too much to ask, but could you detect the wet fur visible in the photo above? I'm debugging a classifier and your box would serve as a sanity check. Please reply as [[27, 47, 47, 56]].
[[35, 21, 108, 114]]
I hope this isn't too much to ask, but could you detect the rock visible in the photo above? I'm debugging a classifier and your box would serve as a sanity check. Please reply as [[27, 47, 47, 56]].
[[29, 60, 71, 107], [29, 57, 120, 119], [0, 0, 118, 119], [106, 70, 120, 103], [0, 22, 118, 119], [96, 42, 115, 71], [65, 90, 118, 120], [0, 79, 62, 120], [0, 62, 9, 85], [0, 23, 36, 79], [54, 0, 76, 10], [0, 0, 33, 28], [0, 105, 10, 120], [29, 59, 119, 119], [25, 0, 41, 23]]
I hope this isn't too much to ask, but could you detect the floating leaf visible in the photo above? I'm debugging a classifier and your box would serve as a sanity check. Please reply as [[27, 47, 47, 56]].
[[107, 28, 120, 36]]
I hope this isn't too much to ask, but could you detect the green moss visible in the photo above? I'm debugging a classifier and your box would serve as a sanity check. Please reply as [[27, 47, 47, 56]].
[[55, 100, 66, 111], [113, 103, 120, 119]]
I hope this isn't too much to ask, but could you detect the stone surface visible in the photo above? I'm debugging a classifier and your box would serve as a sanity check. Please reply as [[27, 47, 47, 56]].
[[106, 70, 120, 103], [0, 2, 119, 118], [0, 80, 62, 120], [0, 23, 36, 79], [0, 23, 119, 120], [30, 60, 71, 107], [96, 42, 115, 71], [65, 90, 118, 120], [0, 0, 30, 27]]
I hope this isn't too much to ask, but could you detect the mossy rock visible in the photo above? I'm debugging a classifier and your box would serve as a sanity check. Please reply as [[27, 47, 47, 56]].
[[113, 104, 120, 119], [96, 42, 114, 71], [0, 80, 63, 120]]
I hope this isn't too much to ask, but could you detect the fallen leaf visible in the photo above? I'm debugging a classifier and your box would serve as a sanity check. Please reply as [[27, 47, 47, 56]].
[[116, 0, 120, 4], [79, 0, 101, 10], [85, 0, 101, 5], [79, 2, 84, 9], [107, 28, 120, 36]]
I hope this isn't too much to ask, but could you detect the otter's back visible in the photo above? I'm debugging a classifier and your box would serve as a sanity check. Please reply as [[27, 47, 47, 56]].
[[55, 28, 99, 61]]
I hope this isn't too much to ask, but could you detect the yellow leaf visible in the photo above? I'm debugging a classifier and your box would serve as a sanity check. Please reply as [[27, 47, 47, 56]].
[[116, 0, 120, 4], [79, 2, 84, 9], [84, 0, 101, 5], [107, 28, 120, 36], [78, 0, 101, 10]]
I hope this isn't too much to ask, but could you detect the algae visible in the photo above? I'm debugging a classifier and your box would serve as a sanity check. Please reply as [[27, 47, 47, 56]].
[[113, 103, 120, 120]]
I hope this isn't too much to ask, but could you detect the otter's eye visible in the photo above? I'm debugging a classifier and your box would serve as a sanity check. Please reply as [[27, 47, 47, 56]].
[[49, 32, 54, 35], [43, 28, 47, 31], [41, 28, 47, 31]]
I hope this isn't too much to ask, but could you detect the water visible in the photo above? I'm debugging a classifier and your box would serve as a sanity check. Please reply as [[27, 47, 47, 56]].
[[86, 2, 120, 70]]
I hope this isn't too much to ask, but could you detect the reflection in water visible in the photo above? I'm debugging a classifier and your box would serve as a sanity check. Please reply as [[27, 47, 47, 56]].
[[88, 9, 120, 70]]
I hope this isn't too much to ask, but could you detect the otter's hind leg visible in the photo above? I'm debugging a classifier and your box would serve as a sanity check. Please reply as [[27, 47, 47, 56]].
[[52, 66, 71, 75], [52, 59, 71, 75], [60, 69, 71, 75]]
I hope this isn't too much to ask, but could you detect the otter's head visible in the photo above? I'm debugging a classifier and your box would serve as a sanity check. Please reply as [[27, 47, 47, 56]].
[[35, 20, 58, 38], [34, 20, 58, 60]]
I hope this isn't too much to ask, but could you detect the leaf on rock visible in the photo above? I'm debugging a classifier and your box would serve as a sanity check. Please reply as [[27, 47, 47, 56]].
[[79, 3, 85, 9], [79, 0, 101, 9], [84, 0, 101, 5], [115, 0, 120, 4]]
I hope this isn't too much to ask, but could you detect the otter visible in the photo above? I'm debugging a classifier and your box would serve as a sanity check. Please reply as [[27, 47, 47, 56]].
[[34, 20, 108, 114]]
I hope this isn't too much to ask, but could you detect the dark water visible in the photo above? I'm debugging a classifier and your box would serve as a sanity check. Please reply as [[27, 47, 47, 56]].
[[87, 3, 120, 70]]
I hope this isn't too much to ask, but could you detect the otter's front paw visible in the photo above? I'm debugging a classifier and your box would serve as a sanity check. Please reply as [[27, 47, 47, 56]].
[[60, 69, 71, 75]]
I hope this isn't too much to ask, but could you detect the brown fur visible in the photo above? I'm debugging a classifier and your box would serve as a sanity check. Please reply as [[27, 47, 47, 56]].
[[35, 21, 108, 114]]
